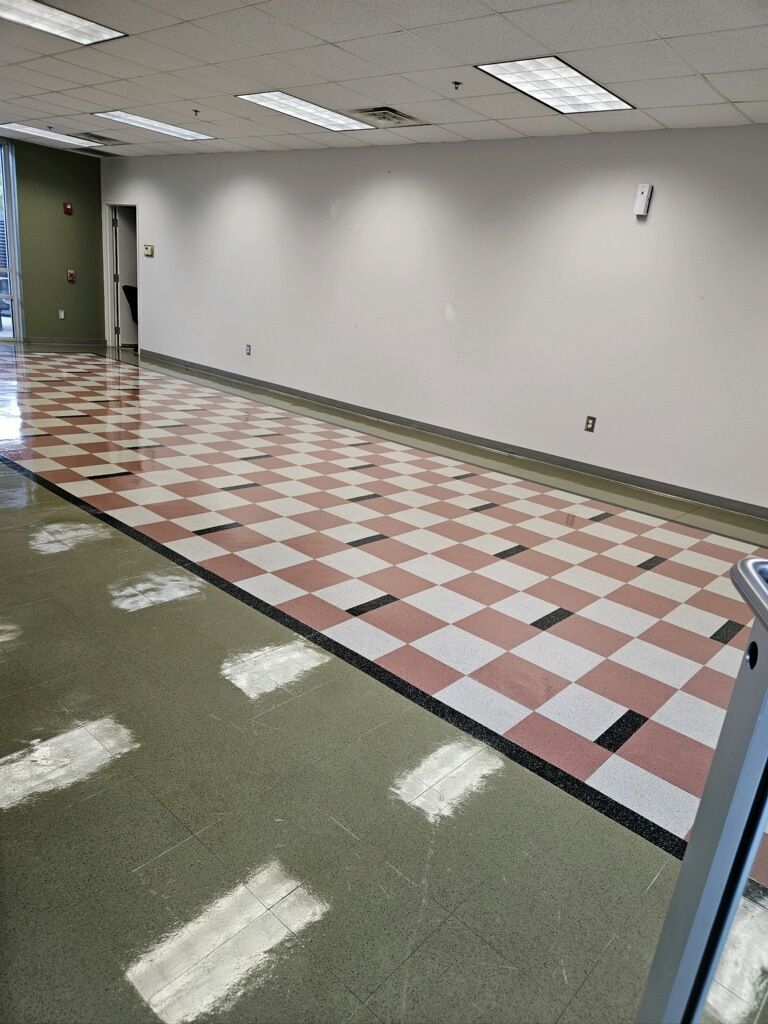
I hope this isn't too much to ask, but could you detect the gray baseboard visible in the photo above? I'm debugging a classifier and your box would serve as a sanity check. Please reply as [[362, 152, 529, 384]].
[[141, 348, 768, 523], [23, 336, 107, 347]]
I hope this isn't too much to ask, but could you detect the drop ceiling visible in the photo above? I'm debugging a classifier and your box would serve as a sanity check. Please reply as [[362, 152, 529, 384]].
[[0, 0, 767, 156]]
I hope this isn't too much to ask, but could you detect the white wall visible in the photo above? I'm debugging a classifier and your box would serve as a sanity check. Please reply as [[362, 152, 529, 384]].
[[102, 125, 768, 508]]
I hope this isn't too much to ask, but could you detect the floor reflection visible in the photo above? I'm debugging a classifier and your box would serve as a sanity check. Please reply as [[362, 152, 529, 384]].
[[0, 717, 138, 810], [29, 521, 111, 553], [391, 739, 504, 821], [127, 861, 328, 1024], [706, 897, 768, 1023], [220, 640, 329, 700], [109, 572, 203, 612]]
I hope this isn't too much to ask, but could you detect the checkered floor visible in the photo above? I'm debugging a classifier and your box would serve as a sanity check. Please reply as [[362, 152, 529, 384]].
[[1, 351, 764, 851]]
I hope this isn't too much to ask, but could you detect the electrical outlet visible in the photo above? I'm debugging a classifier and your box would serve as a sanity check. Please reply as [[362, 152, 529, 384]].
[[245, 344, 251, 355], [584, 415, 596, 433], [58, 309, 65, 320]]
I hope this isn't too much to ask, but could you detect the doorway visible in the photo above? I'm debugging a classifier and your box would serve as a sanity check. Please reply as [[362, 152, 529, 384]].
[[0, 142, 22, 342], [106, 204, 138, 348]]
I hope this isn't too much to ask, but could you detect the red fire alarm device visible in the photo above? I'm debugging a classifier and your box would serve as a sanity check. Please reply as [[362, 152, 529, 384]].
[[66, 268, 76, 283], [62, 202, 73, 215]]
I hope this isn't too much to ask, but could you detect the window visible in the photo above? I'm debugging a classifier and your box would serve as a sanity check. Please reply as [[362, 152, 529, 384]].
[[0, 142, 21, 341]]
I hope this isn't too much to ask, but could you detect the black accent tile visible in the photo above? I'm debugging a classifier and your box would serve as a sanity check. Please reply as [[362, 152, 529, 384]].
[[453, 472, 475, 480], [495, 545, 527, 559], [591, 512, 613, 522], [638, 555, 665, 570], [126, 444, 163, 450], [350, 463, 376, 469], [531, 608, 572, 631], [595, 711, 648, 752], [347, 441, 370, 446], [244, 454, 271, 461], [88, 470, 133, 480], [348, 493, 380, 503], [348, 533, 388, 548], [472, 503, 498, 512], [60, 413, 89, 418], [159, 423, 186, 428], [346, 594, 397, 616], [194, 522, 240, 536], [222, 482, 259, 492], [710, 620, 744, 645]]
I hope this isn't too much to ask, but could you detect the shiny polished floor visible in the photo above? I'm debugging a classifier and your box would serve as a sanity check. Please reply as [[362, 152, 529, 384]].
[[1, 346, 768, 1023]]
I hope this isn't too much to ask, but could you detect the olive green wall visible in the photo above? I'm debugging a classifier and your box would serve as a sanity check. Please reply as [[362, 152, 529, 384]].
[[15, 141, 104, 342]]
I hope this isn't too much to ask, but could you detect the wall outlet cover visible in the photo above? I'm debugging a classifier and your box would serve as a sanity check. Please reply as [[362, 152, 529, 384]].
[[245, 344, 251, 355], [585, 415, 596, 432], [58, 309, 65, 320]]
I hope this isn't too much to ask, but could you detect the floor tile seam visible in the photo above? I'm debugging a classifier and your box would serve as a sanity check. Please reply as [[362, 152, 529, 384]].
[[553, 933, 620, 1022], [0, 453, 693, 862], [245, 676, 345, 725]]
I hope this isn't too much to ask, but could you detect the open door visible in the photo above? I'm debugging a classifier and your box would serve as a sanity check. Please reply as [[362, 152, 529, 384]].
[[108, 205, 138, 348]]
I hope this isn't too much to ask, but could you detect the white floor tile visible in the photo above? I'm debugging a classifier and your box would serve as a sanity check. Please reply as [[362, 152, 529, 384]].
[[319, 548, 390, 578], [400, 555, 468, 585], [514, 633, 603, 682], [324, 619, 403, 660], [413, 626, 504, 674], [611, 639, 699, 688], [404, 586, 483, 623], [239, 543, 310, 572], [491, 592, 557, 624], [553, 566, 622, 597], [587, 756, 699, 838], [631, 572, 699, 603], [436, 678, 530, 734], [396, 529, 454, 553], [237, 574, 306, 605], [652, 691, 725, 749], [478, 561, 545, 591], [315, 580, 384, 610], [535, 540, 594, 565], [707, 645, 744, 678], [663, 604, 724, 638], [165, 537, 229, 561], [537, 682, 625, 740], [580, 598, 657, 637]]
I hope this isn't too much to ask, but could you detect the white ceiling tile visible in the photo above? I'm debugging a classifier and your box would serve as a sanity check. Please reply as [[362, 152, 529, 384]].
[[0, 65, 80, 93], [484, 0, 568, 8], [567, 109, 663, 131], [562, 41, 693, 83], [358, 127, 415, 143], [0, 41, 50, 64], [187, 92, 266, 116], [629, 0, 768, 37], [363, 0, 495, 29], [649, 103, 751, 129], [455, 90, 550, 118], [260, 133, 327, 147], [130, 73, 218, 99], [278, 43, 387, 80], [447, 118, 523, 138], [95, 80, 182, 105], [403, 65, 511, 98], [707, 69, 768, 102], [192, 8, 321, 53], [510, 0, 655, 49], [226, 136, 291, 150], [138, 0, 251, 20], [136, 24, 259, 62], [289, 82, 370, 110], [736, 101, 768, 122], [96, 36, 204, 71], [413, 15, 544, 64], [300, 129, 372, 146], [55, 0, 181, 33], [669, 27, 768, 74], [210, 54, 327, 89], [389, 123, 465, 142], [258, 0, 399, 42], [339, 31, 459, 73], [343, 74, 442, 104], [57, 86, 140, 107], [501, 114, 589, 134], [613, 75, 723, 108], [0, 21, 78, 55], [55, 48, 158, 79], [397, 98, 490, 123], [19, 91, 107, 113], [18, 57, 115, 86]]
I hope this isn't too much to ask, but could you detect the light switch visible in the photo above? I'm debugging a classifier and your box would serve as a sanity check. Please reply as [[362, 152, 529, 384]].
[[143, 244, 155, 257]]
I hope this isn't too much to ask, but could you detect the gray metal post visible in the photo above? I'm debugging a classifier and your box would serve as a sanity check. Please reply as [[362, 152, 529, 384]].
[[637, 557, 768, 1024]]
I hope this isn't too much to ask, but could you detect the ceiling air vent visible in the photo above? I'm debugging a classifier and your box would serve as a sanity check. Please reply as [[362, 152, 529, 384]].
[[77, 132, 126, 146], [352, 106, 425, 128]]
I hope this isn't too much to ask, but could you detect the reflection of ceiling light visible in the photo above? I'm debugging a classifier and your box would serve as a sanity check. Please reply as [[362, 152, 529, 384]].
[[238, 91, 372, 131], [0, 396, 20, 441], [220, 641, 329, 700], [109, 572, 203, 612], [0, 620, 22, 645], [0, 718, 138, 810], [0, 0, 123, 43], [127, 860, 328, 1024], [391, 740, 503, 822], [95, 111, 213, 141], [0, 123, 102, 147], [707, 898, 768, 1023], [477, 57, 632, 113], [29, 521, 111, 554]]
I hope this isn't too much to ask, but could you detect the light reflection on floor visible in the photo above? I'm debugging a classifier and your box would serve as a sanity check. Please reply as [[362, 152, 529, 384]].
[[28, 521, 112, 553], [391, 739, 504, 821], [127, 861, 328, 1024], [0, 717, 138, 810], [220, 640, 329, 700], [109, 572, 204, 612]]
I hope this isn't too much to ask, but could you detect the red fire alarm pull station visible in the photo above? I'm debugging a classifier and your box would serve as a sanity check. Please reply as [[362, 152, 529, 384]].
[[62, 202, 73, 215], [66, 269, 76, 283]]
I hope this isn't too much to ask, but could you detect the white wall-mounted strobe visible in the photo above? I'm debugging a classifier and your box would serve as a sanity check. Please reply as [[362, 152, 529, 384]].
[[634, 183, 653, 217]]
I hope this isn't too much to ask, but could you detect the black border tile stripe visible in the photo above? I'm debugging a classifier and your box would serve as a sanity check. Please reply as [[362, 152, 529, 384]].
[[346, 594, 398, 616], [472, 502, 497, 512], [595, 711, 649, 752], [495, 545, 527, 559], [222, 482, 260, 492], [710, 620, 744, 645], [348, 493, 380, 503], [348, 533, 388, 548], [591, 512, 613, 522], [0, 410, 690, 862], [639, 555, 666, 570], [87, 471, 133, 480], [194, 522, 241, 536], [531, 607, 572, 630]]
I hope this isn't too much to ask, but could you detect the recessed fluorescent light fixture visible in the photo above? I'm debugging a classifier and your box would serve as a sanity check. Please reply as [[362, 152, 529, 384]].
[[0, 0, 123, 44], [238, 91, 371, 131], [94, 111, 213, 141], [0, 122, 102, 147], [477, 56, 632, 114]]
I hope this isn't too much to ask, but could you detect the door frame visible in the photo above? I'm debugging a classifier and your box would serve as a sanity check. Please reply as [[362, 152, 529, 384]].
[[1, 142, 24, 342], [102, 202, 139, 349]]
